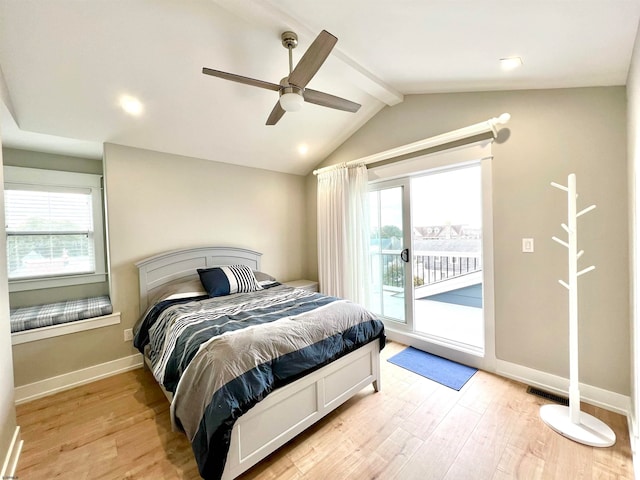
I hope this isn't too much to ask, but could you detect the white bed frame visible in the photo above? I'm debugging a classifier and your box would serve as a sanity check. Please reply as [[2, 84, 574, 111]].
[[136, 246, 381, 479]]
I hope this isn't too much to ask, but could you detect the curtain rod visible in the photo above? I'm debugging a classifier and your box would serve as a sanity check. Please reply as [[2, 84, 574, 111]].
[[313, 112, 511, 176]]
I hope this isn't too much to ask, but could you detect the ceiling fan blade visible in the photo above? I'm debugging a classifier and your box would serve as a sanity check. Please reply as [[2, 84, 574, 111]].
[[304, 88, 361, 113], [202, 67, 280, 91], [266, 101, 286, 125], [288, 30, 337, 89]]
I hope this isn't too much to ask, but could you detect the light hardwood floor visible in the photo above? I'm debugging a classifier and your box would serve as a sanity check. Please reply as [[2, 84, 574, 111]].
[[16, 341, 635, 479]]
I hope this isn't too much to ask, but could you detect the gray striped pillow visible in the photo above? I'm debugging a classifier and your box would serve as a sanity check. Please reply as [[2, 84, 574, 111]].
[[197, 265, 263, 298]]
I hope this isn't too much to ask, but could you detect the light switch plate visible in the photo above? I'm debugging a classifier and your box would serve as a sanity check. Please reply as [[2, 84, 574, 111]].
[[522, 238, 534, 253]]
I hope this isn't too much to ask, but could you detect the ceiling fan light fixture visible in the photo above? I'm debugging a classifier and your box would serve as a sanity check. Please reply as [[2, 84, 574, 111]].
[[280, 91, 304, 112]]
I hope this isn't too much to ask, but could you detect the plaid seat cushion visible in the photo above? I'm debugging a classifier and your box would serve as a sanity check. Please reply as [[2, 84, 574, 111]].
[[10, 295, 113, 333]]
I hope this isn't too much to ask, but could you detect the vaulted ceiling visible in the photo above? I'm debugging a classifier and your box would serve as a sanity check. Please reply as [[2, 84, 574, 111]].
[[1, 0, 639, 175]]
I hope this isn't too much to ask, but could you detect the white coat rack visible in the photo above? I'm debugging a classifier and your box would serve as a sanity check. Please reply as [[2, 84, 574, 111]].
[[539, 173, 615, 447]]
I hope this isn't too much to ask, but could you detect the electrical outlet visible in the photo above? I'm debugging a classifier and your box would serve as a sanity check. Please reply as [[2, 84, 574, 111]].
[[522, 238, 534, 253], [124, 328, 133, 341]]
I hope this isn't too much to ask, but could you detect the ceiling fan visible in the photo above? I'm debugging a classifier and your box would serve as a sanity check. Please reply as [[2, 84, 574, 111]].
[[202, 30, 361, 126]]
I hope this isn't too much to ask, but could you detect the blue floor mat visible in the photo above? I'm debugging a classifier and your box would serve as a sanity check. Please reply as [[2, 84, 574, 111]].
[[387, 346, 477, 390]]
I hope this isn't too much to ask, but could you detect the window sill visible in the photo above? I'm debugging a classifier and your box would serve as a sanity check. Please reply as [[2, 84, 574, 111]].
[[11, 312, 121, 345], [9, 272, 107, 292]]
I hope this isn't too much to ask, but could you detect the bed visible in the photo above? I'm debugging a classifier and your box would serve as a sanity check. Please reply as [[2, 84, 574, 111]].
[[133, 246, 385, 480]]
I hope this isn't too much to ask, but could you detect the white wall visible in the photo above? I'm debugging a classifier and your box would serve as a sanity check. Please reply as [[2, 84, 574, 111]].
[[0, 117, 18, 471], [627, 18, 640, 448]]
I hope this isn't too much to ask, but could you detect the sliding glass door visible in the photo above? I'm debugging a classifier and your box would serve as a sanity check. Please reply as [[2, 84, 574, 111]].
[[368, 163, 486, 356], [410, 165, 484, 352], [368, 179, 413, 329]]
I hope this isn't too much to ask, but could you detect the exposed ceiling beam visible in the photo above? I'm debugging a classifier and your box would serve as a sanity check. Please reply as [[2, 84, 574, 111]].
[[0, 65, 17, 122], [210, 0, 404, 106]]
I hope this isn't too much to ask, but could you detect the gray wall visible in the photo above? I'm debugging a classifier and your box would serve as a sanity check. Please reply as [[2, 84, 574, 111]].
[[11, 143, 310, 387], [3, 147, 103, 175], [104, 144, 310, 361], [8, 144, 143, 385], [308, 87, 630, 395], [2, 147, 108, 307], [6, 88, 630, 399]]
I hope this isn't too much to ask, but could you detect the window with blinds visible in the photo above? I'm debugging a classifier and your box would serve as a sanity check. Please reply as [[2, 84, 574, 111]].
[[4, 166, 106, 291], [6, 189, 95, 279]]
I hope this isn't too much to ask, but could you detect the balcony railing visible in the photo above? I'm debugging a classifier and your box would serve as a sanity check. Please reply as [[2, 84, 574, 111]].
[[374, 250, 482, 288]]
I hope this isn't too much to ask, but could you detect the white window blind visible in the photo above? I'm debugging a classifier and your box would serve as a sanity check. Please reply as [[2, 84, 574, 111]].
[[4, 166, 106, 291], [5, 188, 95, 279]]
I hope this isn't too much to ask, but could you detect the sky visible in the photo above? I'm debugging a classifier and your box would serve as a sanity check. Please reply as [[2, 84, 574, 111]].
[[412, 165, 482, 228], [371, 165, 482, 231]]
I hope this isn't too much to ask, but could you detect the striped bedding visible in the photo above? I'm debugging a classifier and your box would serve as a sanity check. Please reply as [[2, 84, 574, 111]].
[[133, 284, 385, 480]]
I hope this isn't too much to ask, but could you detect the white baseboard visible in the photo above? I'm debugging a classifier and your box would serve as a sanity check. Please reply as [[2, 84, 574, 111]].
[[14, 353, 143, 405], [1, 426, 22, 479], [496, 359, 630, 416]]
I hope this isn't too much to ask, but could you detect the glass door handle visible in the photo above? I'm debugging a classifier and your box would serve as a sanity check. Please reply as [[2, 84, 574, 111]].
[[400, 248, 409, 263]]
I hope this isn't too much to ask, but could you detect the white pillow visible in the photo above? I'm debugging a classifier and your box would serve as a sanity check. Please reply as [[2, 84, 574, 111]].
[[148, 277, 206, 306]]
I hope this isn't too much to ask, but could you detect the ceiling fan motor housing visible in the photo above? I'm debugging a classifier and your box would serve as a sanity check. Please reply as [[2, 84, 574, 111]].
[[281, 31, 298, 50], [279, 77, 304, 95]]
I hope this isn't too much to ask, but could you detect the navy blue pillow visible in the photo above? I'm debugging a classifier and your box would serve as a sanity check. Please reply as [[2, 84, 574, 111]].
[[197, 265, 262, 298]]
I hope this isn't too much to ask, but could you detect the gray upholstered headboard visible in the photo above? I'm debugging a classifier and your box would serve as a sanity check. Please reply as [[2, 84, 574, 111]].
[[135, 246, 262, 315]]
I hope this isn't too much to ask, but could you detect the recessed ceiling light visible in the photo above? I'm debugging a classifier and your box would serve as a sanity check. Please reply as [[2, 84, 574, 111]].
[[298, 144, 309, 155], [500, 56, 523, 71], [119, 95, 143, 116]]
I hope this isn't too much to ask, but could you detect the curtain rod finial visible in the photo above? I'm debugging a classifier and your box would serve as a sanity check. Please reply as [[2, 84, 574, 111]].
[[497, 113, 511, 125], [488, 112, 510, 137]]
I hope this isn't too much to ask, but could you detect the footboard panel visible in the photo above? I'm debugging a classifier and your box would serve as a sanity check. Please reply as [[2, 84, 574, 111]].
[[222, 340, 381, 479]]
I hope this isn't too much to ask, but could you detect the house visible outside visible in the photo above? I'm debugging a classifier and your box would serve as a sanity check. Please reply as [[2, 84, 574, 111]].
[[380, 224, 482, 300]]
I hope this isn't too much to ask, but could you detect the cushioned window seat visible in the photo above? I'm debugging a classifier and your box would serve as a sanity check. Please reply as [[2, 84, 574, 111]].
[[10, 295, 114, 333]]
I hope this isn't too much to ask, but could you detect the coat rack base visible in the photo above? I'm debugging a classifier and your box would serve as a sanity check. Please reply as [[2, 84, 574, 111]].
[[540, 404, 616, 447]]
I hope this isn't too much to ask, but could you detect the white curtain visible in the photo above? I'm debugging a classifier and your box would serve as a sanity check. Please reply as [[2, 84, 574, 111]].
[[317, 163, 370, 304]]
